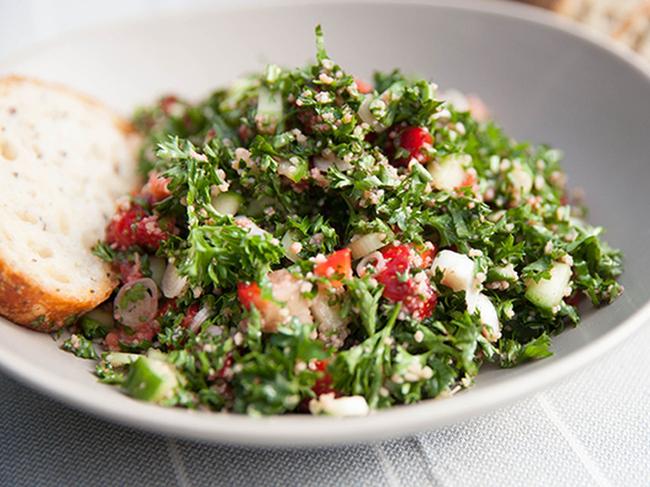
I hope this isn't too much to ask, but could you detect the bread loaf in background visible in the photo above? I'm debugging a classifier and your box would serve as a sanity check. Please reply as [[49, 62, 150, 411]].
[[519, 0, 650, 59], [0, 76, 140, 331]]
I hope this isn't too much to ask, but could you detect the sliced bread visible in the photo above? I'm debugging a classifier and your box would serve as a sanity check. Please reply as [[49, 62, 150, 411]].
[[0, 76, 140, 331]]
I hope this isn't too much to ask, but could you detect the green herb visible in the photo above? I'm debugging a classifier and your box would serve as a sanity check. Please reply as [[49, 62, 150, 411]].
[[62, 334, 98, 360], [83, 25, 623, 416]]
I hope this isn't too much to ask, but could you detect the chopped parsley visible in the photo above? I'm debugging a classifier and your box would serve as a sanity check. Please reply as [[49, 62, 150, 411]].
[[75, 27, 622, 416]]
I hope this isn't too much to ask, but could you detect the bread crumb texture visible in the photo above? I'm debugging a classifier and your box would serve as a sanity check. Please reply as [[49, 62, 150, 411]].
[[0, 76, 140, 330]]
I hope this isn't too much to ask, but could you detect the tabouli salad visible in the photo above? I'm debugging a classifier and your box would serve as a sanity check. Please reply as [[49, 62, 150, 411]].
[[64, 28, 623, 416]]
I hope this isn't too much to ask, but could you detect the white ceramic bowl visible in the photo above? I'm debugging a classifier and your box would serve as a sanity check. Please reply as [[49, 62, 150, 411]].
[[1, 0, 650, 446]]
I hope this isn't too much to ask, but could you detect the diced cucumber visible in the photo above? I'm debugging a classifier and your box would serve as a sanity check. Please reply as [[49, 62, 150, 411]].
[[256, 87, 283, 133], [245, 195, 275, 217], [212, 191, 242, 216], [123, 356, 178, 403], [281, 231, 300, 262], [79, 309, 114, 339], [220, 76, 257, 110], [148, 256, 166, 288], [104, 352, 141, 367], [487, 264, 519, 283], [525, 262, 572, 310], [84, 308, 114, 328]]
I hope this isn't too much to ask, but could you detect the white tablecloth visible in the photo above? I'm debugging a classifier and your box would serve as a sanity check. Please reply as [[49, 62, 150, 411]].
[[1, 2, 649, 485]]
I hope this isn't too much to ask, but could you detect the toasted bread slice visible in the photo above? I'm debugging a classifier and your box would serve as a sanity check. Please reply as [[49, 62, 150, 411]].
[[0, 76, 140, 331]]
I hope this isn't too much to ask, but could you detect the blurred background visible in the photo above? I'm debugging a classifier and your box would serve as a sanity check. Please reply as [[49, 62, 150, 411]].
[[1, 0, 650, 62]]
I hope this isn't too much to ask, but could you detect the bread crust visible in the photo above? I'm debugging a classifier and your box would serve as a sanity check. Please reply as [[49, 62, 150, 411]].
[[0, 75, 137, 331], [0, 258, 115, 331]]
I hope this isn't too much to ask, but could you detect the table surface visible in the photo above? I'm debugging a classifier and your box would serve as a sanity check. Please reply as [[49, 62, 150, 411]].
[[1, 1, 649, 486]]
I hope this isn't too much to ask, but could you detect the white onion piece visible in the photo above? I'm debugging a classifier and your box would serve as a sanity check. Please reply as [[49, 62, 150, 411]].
[[357, 96, 385, 131], [427, 155, 469, 191], [114, 278, 159, 327], [310, 293, 346, 333], [161, 263, 188, 299], [309, 393, 369, 417], [431, 250, 475, 292], [333, 157, 353, 172], [356, 251, 385, 277], [349, 233, 386, 260], [189, 305, 212, 333], [277, 159, 296, 180], [313, 156, 333, 172], [314, 155, 352, 172], [234, 216, 268, 237], [206, 325, 223, 336], [475, 293, 501, 341]]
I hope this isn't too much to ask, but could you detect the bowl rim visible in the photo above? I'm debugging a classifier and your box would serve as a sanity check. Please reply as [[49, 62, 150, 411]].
[[1, 0, 650, 447]]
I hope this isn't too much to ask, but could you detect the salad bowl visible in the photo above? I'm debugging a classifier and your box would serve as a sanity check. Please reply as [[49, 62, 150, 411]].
[[1, 0, 649, 446]]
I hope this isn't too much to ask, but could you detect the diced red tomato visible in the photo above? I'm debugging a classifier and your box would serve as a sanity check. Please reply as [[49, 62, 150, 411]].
[[237, 281, 265, 310], [156, 299, 177, 319], [104, 332, 120, 351], [416, 244, 437, 269], [106, 205, 170, 251], [106, 206, 144, 250], [314, 249, 352, 289], [134, 215, 169, 249], [374, 244, 437, 319], [180, 302, 200, 329], [393, 126, 433, 167], [104, 321, 160, 351], [376, 245, 412, 302], [354, 78, 373, 94], [118, 259, 143, 284], [460, 171, 477, 188], [145, 172, 171, 202], [311, 359, 336, 396], [565, 291, 583, 307], [217, 353, 234, 379], [403, 287, 437, 320]]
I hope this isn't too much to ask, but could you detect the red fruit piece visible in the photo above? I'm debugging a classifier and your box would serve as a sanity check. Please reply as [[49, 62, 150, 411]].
[[311, 359, 336, 396], [134, 215, 169, 249], [314, 249, 352, 289], [145, 172, 171, 202], [106, 207, 144, 250], [393, 126, 433, 167], [106, 205, 170, 251], [217, 353, 234, 379], [237, 282, 265, 310], [376, 245, 412, 302], [375, 244, 437, 319], [354, 78, 373, 94], [104, 321, 160, 351], [118, 259, 143, 284]]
